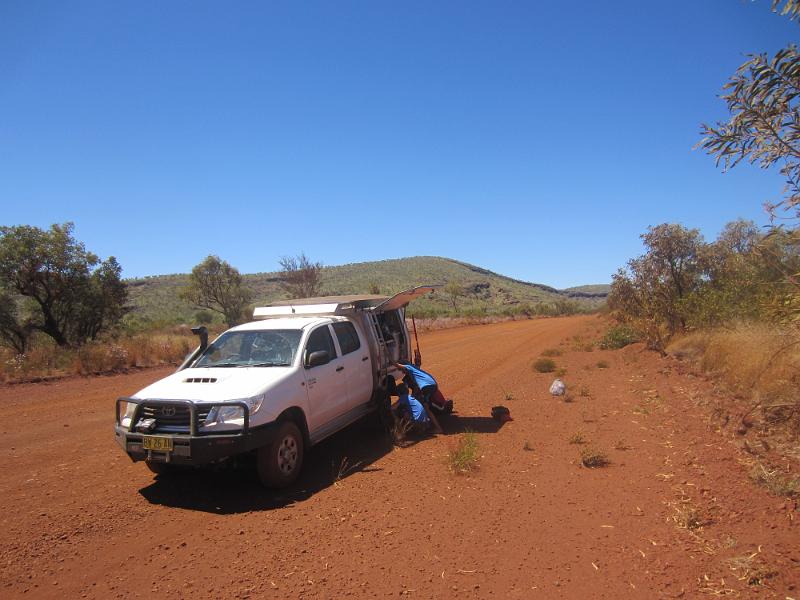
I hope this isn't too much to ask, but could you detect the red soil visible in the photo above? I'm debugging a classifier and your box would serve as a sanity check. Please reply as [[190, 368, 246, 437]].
[[1, 315, 797, 599]]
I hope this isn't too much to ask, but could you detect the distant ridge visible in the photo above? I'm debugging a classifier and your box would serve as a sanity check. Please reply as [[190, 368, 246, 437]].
[[125, 255, 608, 327]]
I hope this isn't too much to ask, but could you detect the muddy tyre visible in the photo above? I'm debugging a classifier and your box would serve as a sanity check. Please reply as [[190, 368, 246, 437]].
[[257, 420, 304, 488], [374, 389, 393, 433]]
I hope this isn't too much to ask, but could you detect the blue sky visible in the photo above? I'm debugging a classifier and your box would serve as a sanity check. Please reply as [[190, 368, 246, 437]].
[[0, 1, 796, 288]]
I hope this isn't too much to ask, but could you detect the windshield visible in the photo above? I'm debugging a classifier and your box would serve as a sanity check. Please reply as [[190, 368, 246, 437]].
[[193, 330, 303, 368]]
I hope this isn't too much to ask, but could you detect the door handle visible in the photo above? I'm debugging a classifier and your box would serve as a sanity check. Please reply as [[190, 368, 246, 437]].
[[336, 366, 344, 372]]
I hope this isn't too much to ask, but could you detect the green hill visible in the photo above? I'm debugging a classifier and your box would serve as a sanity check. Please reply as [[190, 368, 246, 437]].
[[125, 256, 608, 328]]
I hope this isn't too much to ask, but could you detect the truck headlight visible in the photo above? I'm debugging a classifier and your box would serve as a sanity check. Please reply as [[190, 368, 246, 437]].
[[204, 394, 264, 426], [118, 400, 137, 427]]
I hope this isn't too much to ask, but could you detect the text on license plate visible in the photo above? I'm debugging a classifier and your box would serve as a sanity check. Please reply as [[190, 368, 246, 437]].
[[142, 436, 173, 451]]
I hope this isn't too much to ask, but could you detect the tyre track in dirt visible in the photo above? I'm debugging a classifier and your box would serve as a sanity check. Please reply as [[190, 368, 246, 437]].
[[1, 315, 797, 599]]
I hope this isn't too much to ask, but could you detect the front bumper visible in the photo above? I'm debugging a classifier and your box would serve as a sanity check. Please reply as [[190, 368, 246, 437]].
[[114, 397, 279, 466]]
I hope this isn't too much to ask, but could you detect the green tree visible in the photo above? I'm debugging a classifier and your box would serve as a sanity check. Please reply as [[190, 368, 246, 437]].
[[278, 252, 323, 299], [0, 222, 128, 348], [699, 4, 800, 321], [685, 220, 768, 326], [699, 44, 800, 219], [771, 0, 800, 21], [194, 310, 214, 325], [182, 256, 252, 327], [608, 224, 704, 349], [444, 281, 464, 310], [0, 289, 32, 353]]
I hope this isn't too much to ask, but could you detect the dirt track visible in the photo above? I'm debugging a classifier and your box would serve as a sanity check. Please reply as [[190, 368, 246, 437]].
[[1, 316, 798, 598]]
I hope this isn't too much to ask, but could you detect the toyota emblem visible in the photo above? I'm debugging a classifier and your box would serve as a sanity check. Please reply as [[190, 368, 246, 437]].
[[160, 406, 176, 417]]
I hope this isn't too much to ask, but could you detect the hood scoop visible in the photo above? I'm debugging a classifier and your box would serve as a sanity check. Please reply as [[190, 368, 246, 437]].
[[183, 377, 218, 384]]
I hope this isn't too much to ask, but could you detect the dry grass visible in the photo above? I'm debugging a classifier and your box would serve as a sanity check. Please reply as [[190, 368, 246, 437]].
[[448, 431, 480, 474], [541, 348, 562, 357], [568, 431, 587, 444], [595, 360, 609, 369], [749, 463, 800, 497], [0, 332, 196, 383], [668, 323, 800, 435], [391, 417, 413, 447], [726, 552, 777, 586], [332, 457, 363, 486], [669, 497, 705, 530]]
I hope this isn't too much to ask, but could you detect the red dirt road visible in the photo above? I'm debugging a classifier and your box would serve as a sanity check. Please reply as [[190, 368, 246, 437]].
[[1, 316, 798, 598]]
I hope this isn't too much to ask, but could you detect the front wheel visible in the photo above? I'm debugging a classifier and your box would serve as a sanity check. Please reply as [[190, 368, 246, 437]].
[[146, 461, 177, 476], [257, 421, 304, 488]]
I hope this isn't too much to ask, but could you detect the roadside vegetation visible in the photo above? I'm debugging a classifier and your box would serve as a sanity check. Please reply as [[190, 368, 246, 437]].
[[607, 11, 800, 458], [0, 230, 603, 383]]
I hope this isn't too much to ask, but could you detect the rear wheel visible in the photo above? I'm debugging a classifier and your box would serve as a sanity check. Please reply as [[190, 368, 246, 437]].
[[257, 421, 304, 488], [374, 389, 393, 433]]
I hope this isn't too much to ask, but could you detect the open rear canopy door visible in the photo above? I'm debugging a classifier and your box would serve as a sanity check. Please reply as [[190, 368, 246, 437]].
[[370, 285, 439, 312]]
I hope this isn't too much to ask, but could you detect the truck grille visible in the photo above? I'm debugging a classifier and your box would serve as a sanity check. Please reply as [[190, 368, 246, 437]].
[[138, 404, 211, 433]]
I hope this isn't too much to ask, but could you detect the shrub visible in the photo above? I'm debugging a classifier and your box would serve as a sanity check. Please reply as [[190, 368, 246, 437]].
[[541, 348, 562, 357], [596, 360, 609, 369], [533, 357, 557, 373], [599, 324, 640, 349]]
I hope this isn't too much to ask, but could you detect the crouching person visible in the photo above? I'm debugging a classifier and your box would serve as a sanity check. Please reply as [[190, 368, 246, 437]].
[[394, 362, 444, 433], [393, 383, 433, 436]]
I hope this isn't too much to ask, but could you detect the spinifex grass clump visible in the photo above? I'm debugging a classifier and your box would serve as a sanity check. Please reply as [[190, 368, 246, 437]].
[[568, 431, 586, 444], [532, 357, 557, 373], [580, 447, 609, 468], [448, 430, 479, 474]]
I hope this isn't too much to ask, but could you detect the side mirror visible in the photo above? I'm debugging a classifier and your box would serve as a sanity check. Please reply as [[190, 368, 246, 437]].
[[305, 350, 330, 368]]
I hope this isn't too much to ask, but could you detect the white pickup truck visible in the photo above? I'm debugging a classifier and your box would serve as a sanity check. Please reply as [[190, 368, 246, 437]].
[[114, 286, 435, 487]]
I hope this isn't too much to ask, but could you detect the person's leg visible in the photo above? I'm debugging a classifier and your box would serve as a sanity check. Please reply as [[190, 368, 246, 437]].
[[421, 385, 443, 433]]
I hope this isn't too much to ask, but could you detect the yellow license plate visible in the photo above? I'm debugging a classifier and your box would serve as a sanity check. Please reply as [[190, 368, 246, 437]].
[[142, 436, 173, 451]]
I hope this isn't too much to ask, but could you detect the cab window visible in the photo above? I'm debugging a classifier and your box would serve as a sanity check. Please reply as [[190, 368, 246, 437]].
[[332, 322, 361, 355], [305, 326, 337, 361]]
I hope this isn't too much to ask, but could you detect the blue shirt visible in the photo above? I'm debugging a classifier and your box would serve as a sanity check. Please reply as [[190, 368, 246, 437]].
[[400, 364, 437, 389], [397, 394, 430, 424]]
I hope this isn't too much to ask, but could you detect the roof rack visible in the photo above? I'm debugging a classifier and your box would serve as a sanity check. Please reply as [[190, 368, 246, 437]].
[[252, 286, 439, 320], [252, 295, 386, 320]]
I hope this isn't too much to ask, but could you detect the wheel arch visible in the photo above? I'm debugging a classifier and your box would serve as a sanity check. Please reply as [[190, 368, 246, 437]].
[[276, 406, 310, 445]]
